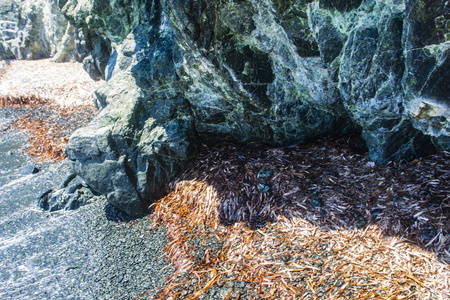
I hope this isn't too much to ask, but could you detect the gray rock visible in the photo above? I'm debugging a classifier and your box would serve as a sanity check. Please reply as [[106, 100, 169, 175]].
[[37, 175, 97, 212], [61, 0, 449, 215], [169, 0, 344, 146], [310, 6, 346, 66], [65, 68, 198, 216], [81, 35, 112, 80], [0, 0, 21, 59], [258, 169, 274, 179], [336, 1, 436, 163], [52, 23, 79, 62], [257, 183, 271, 193]]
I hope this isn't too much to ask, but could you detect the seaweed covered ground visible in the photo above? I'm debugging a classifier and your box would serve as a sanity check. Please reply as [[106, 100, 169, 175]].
[[153, 140, 450, 299]]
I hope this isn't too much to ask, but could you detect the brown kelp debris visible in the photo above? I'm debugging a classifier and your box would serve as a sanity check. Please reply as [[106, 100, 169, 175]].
[[0, 95, 96, 162], [0, 59, 101, 161], [8, 99, 97, 161], [0, 94, 50, 107], [152, 137, 449, 299]]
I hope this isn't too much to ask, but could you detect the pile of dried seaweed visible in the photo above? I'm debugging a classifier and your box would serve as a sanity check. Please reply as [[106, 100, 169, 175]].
[[152, 137, 449, 299], [0, 59, 101, 161]]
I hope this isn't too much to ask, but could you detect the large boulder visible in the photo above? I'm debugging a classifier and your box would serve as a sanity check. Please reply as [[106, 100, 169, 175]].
[[63, 0, 450, 216], [0, 0, 78, 61], [65, 71, 198, 216]]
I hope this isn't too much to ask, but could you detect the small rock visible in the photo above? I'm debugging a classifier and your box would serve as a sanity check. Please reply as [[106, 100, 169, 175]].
[[421, 232, 433, 240], [257, 183, 271, 193], [308, 198, 323, 207], [366, 161, 376, 167], [325, 170, 335, 175], [37, 189, 54, 210], [279, 253, 291, 262], [20, 164, 39, 175], [371, 208, 383, 216], [421, 225, 437, 240], [356, 219, 367, 229], [353, 210, 362, 218], [65, 265, 80, 271], [257, 169, 273, 178], [37, 183, 97, 212], [67, 183, 84, 195], [60, 172, 77, 188]]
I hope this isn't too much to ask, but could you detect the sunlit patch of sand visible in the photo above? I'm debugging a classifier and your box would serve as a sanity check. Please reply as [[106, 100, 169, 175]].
[[0, 59, 102, 107]]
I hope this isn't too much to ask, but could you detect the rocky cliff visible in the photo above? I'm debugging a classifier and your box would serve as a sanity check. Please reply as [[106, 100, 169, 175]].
[[0, 0, 78, 62], [59, 0, 449, 216]]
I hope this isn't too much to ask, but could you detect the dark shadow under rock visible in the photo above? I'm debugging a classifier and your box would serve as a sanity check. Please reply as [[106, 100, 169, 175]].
[[104, 203, 139, 223]]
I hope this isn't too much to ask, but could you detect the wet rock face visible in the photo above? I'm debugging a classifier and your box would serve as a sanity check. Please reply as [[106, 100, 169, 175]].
[[64, 0, 449, 216], [0, 0, 78, 61], [336, 3, 433, 163]]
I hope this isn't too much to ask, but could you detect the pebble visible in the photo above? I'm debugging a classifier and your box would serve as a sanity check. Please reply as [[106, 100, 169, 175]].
[[356, 219, 367, 229], [308, 198, 323, 207], [371, 208, 383, 216], [258, 182, 271, 192], [279, 253, 291, 262], [258, 169, 274, 178]]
